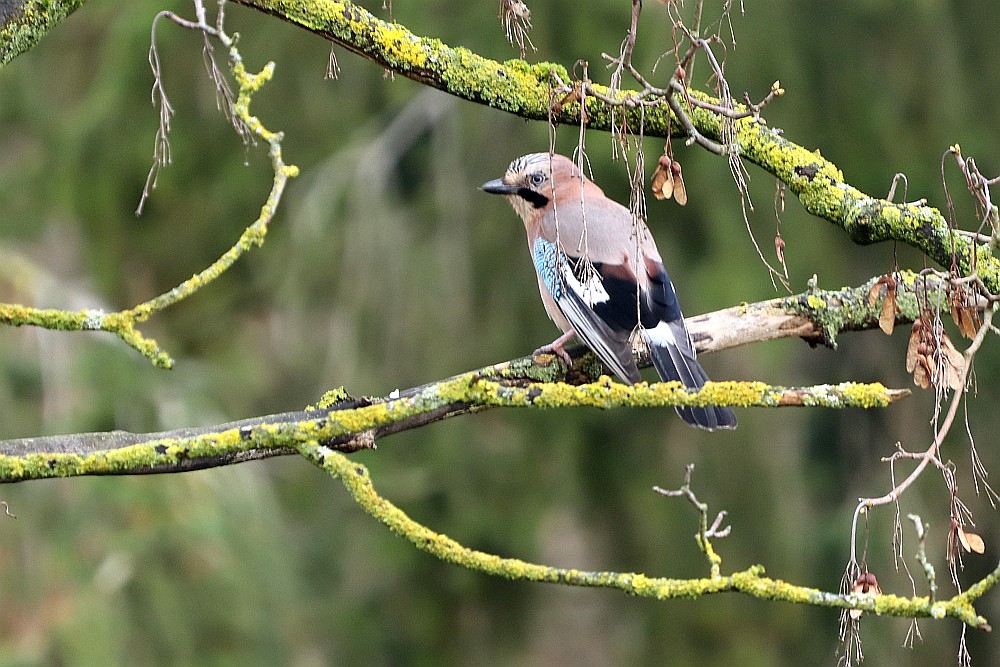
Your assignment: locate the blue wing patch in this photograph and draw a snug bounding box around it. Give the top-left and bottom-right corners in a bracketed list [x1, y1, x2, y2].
[532, 237, 564, 300]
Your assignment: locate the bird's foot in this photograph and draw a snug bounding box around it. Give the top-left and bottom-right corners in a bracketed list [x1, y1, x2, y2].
[533, 330, 576, 368]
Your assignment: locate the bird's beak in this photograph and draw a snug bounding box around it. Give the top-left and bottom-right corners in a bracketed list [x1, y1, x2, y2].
[479, 178, 520, 195]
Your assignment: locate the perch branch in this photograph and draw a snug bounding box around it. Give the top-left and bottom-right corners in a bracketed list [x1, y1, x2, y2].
[0, 275, 918, 482]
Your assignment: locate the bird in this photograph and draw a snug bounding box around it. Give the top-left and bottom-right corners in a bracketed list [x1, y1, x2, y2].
[480, 152, 736, 430]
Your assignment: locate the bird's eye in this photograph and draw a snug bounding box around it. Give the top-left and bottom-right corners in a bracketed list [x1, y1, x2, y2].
[528, 172, 546, 187]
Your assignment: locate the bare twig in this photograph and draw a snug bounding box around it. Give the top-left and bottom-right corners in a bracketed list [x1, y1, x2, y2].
[498, 0, 535, 58]
[849, 306, 995, 568]
[654, 464, 731, 578]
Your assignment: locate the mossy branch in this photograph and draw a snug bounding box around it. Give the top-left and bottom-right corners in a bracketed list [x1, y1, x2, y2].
[3, 0, 995, 650]
[6, 0, 990, 360]
[0, 11, 298, 369]
[0, 0, 85, 66]
[297, 438, 996, 631]
[0, 275, 913, 482]
[231, 0, 1000, 294]
[0, 376, 905, 483]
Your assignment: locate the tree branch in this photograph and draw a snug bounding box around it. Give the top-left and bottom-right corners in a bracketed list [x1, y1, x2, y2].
[0, 0, 85, 66]
[300, 438, 996, 631]
[0, 275, 916, 482]
[230, 0, 1000, 294]
[0, 5, 298, 368]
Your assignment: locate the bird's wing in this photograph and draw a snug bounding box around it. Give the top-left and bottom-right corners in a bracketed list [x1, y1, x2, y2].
[532, 237, 640, 382]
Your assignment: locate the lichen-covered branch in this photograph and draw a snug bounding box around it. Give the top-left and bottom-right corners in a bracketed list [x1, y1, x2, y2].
[679, 269, 946, 356]
[6, 1, 992, 360]
[0, 374, 905, 483]
[0, 0, 85, 66]
[0, 8, 298, 368]
[298, 438, 996, 630]
[0, 275, 914, 482]
[230, 0, 1000, 293]
[0, 303, 174, 367]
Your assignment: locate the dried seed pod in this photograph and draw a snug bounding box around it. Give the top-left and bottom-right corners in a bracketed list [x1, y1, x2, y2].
[949, 286, 980, 339]
[905, 318, 924, 374]
[958, 527, 986, 554]
[849, 572, 882, 620]
[669, 160, 687, 206]
[651, 154, 675, 201]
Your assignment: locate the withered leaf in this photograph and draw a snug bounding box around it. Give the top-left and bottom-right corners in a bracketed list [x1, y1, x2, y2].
[939, 332, 967, 391]
[867, 275, 898, 335]
[912, 356, 932, 390]
[879, 289, 897, 335]
[905, 315, 965, 390]
[849, 572, 882, 620]
[866, 281, 883, 308]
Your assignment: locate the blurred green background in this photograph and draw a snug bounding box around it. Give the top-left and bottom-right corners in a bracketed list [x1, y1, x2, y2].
[1, 1, 999, 664]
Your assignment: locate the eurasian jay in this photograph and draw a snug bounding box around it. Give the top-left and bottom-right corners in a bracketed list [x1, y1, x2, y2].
[480, 152, 737, 431]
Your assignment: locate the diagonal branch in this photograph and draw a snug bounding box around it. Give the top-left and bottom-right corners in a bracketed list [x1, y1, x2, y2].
[0, 0, 85, 66]
[230, 0, 1000, 294]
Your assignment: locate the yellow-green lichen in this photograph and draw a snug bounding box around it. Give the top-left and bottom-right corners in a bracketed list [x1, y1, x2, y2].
[323, 400, 395, 437]
[315, 387, 352, 409]
[1, 0, 86, 67]
[303, 441, 993, 624]
[833, 382, 892, 409]
[806, 294, 827, 310]
[0, 371, 907, 483]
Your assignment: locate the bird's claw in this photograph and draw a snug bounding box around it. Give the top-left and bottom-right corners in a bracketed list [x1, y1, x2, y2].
[533, 331, 576, 368]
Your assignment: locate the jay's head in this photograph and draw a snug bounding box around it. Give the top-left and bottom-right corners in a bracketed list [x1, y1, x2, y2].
[480, 153, 583, 221]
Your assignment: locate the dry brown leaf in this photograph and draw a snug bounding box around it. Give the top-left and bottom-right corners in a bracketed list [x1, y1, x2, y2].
[866, 281, 883, 308]
[939, 332, 967, 391]
[905, 315, 965, 390]
[956, 308, 978, 339]
[849, 572, 882, 619]
[912, 356, 932, 389]
[867, 275, 898, 335]
[879, 289, 897, 335]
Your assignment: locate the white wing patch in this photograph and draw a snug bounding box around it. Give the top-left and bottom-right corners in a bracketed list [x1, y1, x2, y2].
[554, 262, 639, 383]
[560, 262, 610, 306]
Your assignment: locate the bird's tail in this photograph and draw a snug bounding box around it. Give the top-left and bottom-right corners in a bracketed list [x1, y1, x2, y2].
[643, 322, 737, 431]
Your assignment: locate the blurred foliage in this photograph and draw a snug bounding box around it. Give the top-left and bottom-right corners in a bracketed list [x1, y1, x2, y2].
[1, 0, 1000, 664]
